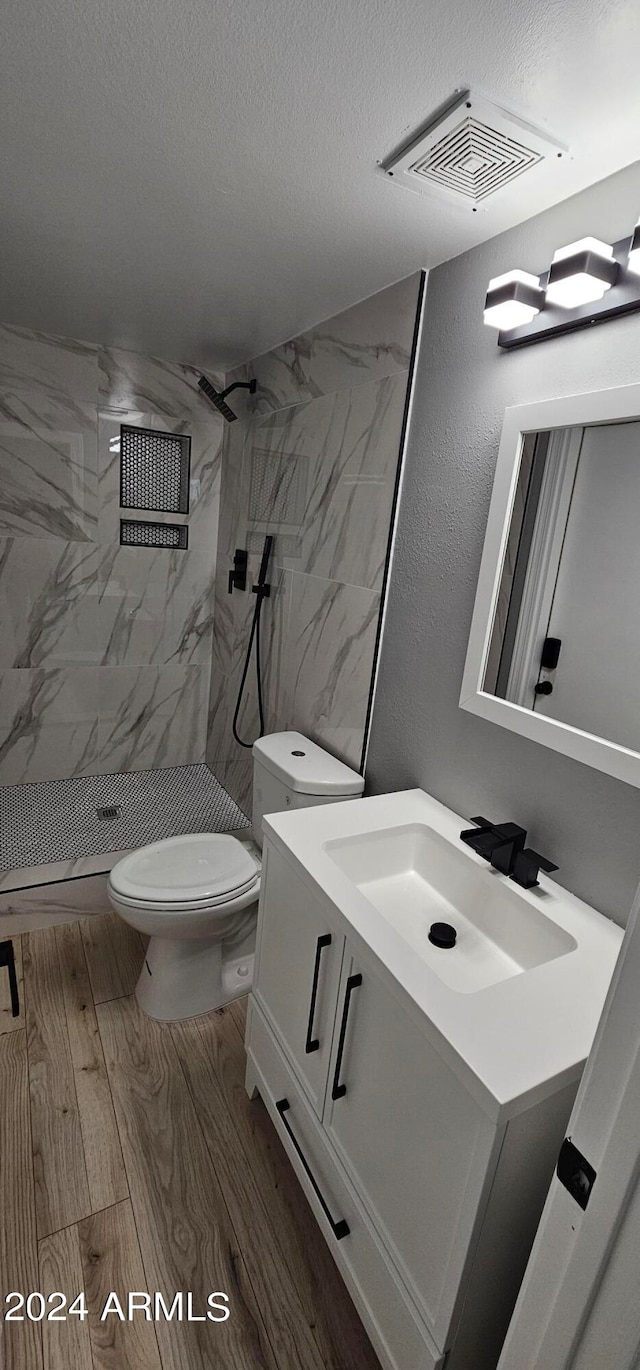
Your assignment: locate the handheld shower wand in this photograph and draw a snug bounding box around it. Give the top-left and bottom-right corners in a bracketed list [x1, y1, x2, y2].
[232, 535, 274, 748]
[198, 375, 257, 422]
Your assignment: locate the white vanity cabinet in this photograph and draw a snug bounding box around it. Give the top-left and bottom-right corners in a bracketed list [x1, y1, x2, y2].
[246, 836, 581, 1370]
[324, 947, 499, 1352]
[250, 842, 346, 1117]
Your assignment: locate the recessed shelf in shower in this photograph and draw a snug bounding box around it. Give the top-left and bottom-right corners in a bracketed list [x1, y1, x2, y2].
[120, 424, 191, 514]
[120, 519, 188, 549]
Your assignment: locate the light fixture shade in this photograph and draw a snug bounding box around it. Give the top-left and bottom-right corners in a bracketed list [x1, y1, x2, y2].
[628, 222, 640, 276]
[546, 237, 617, 308]
[483, 270, 544, 331]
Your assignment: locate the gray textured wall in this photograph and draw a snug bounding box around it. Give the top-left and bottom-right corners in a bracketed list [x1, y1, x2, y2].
[367, 162, 640, 926]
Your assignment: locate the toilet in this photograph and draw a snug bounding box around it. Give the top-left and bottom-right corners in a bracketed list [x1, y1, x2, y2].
[107, 732, 364, 1021]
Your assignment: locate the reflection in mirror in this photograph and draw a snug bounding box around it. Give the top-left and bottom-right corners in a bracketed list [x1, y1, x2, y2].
[484, 418, 640, 753]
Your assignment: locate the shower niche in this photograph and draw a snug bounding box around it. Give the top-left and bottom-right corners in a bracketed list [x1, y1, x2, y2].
[116, 424, 192, 550]
[119, 424, 191, 514]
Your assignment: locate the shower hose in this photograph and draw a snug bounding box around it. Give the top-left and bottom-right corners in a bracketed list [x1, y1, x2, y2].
[232, 534, 273, 748]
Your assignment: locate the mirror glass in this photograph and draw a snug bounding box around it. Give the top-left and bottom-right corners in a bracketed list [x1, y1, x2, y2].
[484, 417, 640, 754]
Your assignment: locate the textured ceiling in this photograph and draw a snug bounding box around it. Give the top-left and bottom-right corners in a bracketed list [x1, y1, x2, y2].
[2, 0, 640, 368]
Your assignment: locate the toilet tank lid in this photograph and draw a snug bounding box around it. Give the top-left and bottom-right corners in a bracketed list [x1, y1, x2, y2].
[253, 732, 364, 796]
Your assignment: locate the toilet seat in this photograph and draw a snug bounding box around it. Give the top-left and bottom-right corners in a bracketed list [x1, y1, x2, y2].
[108, 832, 259, 907]
[109, 879, 259, 914]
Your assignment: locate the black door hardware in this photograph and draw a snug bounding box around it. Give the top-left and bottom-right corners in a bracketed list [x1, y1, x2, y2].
[540, 637, 562, 670]
[276, 1099, 350, 1239]
[0, 940, 19, 1017]
[534, 680, 554, 696]
[331, 973, 362, 1101]
[305, 934, 332, 1054]
[511, 849, 559, 889]
[556, 1137, 596, 1211]
[228, 548, 248, 593]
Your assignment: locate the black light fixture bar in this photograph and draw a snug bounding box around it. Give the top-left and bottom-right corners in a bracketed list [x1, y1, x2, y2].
[485, 277, 544, 316]
[497, 236, 640, 350]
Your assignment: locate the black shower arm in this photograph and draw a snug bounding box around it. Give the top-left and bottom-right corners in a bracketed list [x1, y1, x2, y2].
[219, 380, 257, 401]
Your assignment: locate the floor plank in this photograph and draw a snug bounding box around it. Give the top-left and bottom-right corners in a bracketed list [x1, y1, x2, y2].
[39, 1224, 93, 1370]
[0, 1031, 42, 1370]
[80, 913, 145, 1005]
[204, 1007, 381, 1370]
[0, 933, 25, 1035]
[97, 993, 278, 1370]
[172, 1010, 327, 1370]
[24, 928, 91, 1238]
[1, 919, 381, 1370]
[226, 996, 246, 1039]
[78, 1200, 162, 1370]
[56, 923, 128, 1213]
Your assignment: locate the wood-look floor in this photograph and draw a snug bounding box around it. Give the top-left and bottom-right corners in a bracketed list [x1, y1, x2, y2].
[0, 913, 380, 1370]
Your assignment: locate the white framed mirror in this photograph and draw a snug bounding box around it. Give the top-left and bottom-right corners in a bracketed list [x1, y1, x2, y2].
[460, 381, 640, 788]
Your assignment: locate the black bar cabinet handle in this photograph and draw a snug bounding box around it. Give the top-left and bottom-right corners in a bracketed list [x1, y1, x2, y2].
[275, 1098, 350, 1240]
[331, 973, 362, 1101]
[8, 954, 18, 1018]
[0, 940, 19, 1018]
[305, 934, 332, 1054]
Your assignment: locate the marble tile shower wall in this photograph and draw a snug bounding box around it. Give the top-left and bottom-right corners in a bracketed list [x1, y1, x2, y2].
[0, 324, 225, 783]
[207, 273, 422, 812]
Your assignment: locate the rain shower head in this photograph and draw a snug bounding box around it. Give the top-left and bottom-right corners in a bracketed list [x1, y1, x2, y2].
[197, 375, 257, 422]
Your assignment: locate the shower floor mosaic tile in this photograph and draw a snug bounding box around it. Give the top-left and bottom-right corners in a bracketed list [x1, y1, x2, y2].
[0, 763, 249, 872]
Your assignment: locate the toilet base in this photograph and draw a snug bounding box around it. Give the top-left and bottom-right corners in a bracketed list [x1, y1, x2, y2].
[222, 949, 255, 1003]
[135, 929, 255, 1022]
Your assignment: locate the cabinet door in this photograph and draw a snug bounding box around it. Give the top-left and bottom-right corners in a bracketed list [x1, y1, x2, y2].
[247, 997, 446, 1370]
[252, 841, 345, 1117]
[324, 946, 499, 1352]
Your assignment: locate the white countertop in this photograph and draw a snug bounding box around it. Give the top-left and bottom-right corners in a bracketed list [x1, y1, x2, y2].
[263, 788, 623, 1122]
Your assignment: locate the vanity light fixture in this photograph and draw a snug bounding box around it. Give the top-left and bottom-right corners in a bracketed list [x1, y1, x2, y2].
[545, 237, 617, 308]
[483, 271, 544, 330]
[627, 219, 640, 275]
[485, 220, 640, 348]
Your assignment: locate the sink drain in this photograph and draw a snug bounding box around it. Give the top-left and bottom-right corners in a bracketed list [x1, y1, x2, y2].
[428, 922, 457, 949]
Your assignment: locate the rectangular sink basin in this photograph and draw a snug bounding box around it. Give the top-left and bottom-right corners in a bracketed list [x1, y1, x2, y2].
[323, 823, 576, 994]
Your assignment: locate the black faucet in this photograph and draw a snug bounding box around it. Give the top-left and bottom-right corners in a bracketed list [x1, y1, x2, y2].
[460, 816, 557, 886]
[460, 816, 526, 876]
[511, 849, 559, 889]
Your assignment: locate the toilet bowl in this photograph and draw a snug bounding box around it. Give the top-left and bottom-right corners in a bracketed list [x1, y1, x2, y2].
[107, 832, 261, 1021]
[108, 731, 364, 1022]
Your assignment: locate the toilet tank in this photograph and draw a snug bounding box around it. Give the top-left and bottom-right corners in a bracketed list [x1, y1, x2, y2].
[252, 732, 364, 843]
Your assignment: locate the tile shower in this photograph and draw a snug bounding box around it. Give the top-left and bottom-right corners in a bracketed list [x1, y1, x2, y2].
[0, 271, 422, 907]
[0, 328, 223, 783]
[0, 325, 243, 899]
[207, 272, 424, 813]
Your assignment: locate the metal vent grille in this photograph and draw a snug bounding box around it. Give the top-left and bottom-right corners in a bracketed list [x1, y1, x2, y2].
[120, 425, 191, 513]
[383, 93, 566, 209]
[410, 117, 541, 203]
[249, 448, 307, 524]
[120, 519, 188, 550]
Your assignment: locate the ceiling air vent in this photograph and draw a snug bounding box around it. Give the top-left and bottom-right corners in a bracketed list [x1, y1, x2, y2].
[382, 93, 567, 211]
